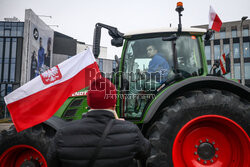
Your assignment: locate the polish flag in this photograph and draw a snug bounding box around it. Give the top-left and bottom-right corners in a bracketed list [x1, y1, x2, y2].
[209, 5, 222, 32]
[220, 53, 226, 74]
[4, 48, 100, 132]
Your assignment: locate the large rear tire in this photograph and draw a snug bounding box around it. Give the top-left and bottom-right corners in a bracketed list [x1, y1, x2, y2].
[146, 89, 250, 167]
[0, 124, 53, 167]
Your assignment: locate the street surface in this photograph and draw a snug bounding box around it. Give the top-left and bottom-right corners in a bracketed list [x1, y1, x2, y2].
[0, 123, 13, 131]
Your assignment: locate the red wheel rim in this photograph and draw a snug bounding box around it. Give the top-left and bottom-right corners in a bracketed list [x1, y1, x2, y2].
[173, 115, 250, 167]
[0, 145, 47, 167]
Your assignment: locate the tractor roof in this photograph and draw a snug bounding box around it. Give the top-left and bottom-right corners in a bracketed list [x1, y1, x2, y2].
[124, 27, 207, 38]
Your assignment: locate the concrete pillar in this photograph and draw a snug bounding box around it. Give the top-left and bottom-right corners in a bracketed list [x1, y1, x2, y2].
[240, 28, 245, 85]
[220, 39, 223, 55]
[211, 40, 214, 66]
[229, 38, 234, 79]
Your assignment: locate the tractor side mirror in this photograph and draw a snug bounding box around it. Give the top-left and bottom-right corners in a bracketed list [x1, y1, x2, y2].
[204, 30, 214, 41]
[93, 23, 124, 58]
[111, 37, 123, 47]
[93, 25, 102, 58]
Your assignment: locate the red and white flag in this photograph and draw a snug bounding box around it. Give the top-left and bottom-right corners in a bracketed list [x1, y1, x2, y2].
[4, 48, 100, 132]
[220, 53, 226, 74]
[209, 5, 222, 32]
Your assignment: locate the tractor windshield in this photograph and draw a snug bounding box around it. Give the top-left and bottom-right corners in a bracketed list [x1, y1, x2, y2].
[122, 34, 203, 118]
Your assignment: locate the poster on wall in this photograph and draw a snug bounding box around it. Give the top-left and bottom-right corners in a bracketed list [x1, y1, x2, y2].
[30, 24, 53, 79]
[22, 9, 54, 83]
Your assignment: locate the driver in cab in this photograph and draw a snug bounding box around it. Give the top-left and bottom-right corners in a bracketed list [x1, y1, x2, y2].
[126, 44, 170, 116]
[145, 45, 169, 83]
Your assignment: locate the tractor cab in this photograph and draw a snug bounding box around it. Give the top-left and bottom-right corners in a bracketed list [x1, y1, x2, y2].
[91, 1, 211, 120]
[120, 28, 207, 118]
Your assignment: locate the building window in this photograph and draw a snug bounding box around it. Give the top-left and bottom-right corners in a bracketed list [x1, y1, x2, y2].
[220, 31, 226, 39]
[3, 38, 10, 82]
[0, 37, 20, 100]
[233, 43, 240, 58]
[1, 84, 5, 97]
[243, 28, 249, 37]
[207, 64, 211, 73]
[234, 63, 240, 79]
[17, 23, 24, 37]
[224, 44, 230, 55]
[0, 38, 3, 81]
[211, 33, 214, 40]
[98, 59, 103, 72]
[112, 60, 116, 71]
[0, 22, 24, 37]
[10, 38, 17, 81]
[232, 29, 237, 38]
[11, 23, 17, 37]
[7, 84, 12, 95]
[205, 46, 211, 60]
[245, 63, 250, 79]
[243, 42, 249, 57]
[214, 45, 220, 60]
[4, 29, 11, 36]
[0, 23, 3, 36]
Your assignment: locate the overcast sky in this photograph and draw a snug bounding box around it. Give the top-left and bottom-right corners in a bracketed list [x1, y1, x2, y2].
[1, 0, 250, 59]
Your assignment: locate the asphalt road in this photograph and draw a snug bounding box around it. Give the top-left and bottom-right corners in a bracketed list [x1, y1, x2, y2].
[0, 123, 13, 131]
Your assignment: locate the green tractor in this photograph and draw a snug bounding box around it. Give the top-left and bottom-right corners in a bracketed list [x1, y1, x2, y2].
[1, 3, 250, 167]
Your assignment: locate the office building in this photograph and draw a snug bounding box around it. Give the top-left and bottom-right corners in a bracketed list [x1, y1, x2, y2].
[193, 19, 250, 87]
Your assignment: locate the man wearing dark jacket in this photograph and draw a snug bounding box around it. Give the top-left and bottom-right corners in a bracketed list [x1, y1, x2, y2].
[47, 77, 150, 167]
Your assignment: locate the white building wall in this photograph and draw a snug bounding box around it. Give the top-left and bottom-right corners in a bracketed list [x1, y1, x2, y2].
[76, 42, 107, 59]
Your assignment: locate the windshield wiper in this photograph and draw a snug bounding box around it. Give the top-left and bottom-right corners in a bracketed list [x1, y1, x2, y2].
[162, 33, 178, 41]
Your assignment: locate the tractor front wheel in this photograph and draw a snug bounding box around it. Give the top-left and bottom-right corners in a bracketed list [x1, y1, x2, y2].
[146, 89, 250, 167]
[0, 125, 52, 167]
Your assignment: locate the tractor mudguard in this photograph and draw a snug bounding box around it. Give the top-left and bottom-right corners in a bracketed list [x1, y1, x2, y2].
[144, 76, 250, 123]
[43, 116, 66, 131]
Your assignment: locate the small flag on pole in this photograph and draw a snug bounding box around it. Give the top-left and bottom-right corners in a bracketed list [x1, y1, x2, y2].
[220, 53, 230, 75]
[209, 5, 222, 32]
[220, 53, 226, 74]
[4, 48, 100, 132]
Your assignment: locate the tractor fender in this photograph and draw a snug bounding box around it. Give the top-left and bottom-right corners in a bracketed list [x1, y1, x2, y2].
[144, 76, 250, 123]
[43, 116, 66, 131]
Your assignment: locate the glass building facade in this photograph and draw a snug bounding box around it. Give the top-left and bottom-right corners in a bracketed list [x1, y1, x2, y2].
[194, 20, 250, 87]
[0, 22, 24, 119]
